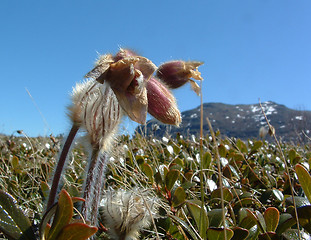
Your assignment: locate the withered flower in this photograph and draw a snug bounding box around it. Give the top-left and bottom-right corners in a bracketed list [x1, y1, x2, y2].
[85, 48, 183, 126]
[85, 49, 156, 125]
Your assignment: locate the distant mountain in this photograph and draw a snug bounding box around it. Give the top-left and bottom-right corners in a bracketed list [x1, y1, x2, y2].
[137, 101, 311, 142]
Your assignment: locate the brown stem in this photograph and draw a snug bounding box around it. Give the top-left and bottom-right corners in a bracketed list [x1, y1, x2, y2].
[46, 124, 79, 211]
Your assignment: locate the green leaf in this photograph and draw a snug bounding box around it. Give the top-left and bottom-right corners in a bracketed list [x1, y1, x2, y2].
[258, 232, 279, 240]
[136, 155, 145, 165]
[292, 205, 311, 234]
[142, 163, 154, 184]
[218, 144, 227, 158]
[39, 204, 58, 240]
[255, 210, 266, 233]
[271, 189, 284, 202]
[242, 209, 260, 230]
[40, 181, 50, 200]
[169, 214, 200, 240]
[186, 200, 208, 234]
[172, 158, 184, 168]
[65, 174, 75, 184]
[233, 198, 260, 212]
[285, 196, 310, 208]
[67, 185, 80, 198]
[172, 143, 181, 155]
[228, 165, 240, 179]
[236, 139, 247, 153]
[56, 223, 97, 240]
[202, 152, 212, 169]
[251, 141, 263, 153]
[288, 149, 297, 163]
[172, 187, 186, 208]
[206, 227, 234, 240]
[234, 153, 245, 163]
[154, 171, 163, 186]
[223, 165, 232, 179]
[180, 181, 196, 190]
[163, 165, 169, 179]
[211, 188, 233, 202]
[0, 190, 36, 240]
[276, 213, 296, 235]
[295, 164, 311, 203]
[208, 209, 225, 228]
[11, 155, 21, 172]
[247, 225, 260, 239]
[47, 190, 73, 240]
[165, 169, 180, 191]
[264, 207, 279, 232]
[231, 227, 249, 240]
[239, 215, 257, 230]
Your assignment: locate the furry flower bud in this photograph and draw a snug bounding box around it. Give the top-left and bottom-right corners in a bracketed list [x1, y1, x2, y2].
[69, 80, 122, 150]
[156, 60, 203, 89]
[147, 77, 181, 126]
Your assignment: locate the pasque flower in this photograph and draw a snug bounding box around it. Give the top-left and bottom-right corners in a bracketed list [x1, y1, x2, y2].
[85, 48, 182, 126]
[70, 49, 183, 226]
[85, 49, 157, 125]
[47, 48, 203, 232]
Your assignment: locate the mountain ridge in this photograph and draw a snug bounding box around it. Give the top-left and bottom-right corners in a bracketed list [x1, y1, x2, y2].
[137, 101, 311, 142]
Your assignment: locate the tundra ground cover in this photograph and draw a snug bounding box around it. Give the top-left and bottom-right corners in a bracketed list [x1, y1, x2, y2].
[1, 132, 311, 239]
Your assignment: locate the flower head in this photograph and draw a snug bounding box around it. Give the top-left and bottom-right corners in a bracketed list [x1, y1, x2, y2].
[84, 49, 184, 126]
[68, 49, 185, 149]
[156, 60, 203, 95]
[85, 49, 156, 124]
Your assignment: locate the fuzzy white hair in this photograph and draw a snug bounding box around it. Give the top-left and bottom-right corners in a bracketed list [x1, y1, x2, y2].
[70, 79, 123, 151]
[99, 188, 160, 240]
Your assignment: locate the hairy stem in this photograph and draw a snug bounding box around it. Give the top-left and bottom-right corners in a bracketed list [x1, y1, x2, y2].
[46, 124, 79, 211]
[81, 149, 107, 225]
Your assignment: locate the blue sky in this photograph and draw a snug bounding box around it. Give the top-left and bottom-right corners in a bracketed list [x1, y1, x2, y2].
[1, 1, 311, 136]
